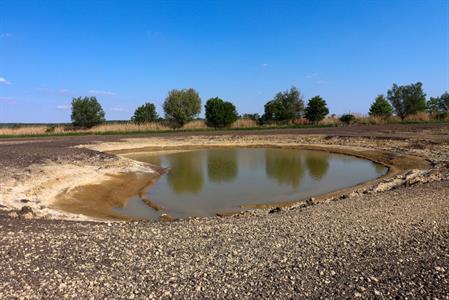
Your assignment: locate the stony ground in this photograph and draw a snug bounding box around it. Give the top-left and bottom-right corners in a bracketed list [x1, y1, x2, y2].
[1, 124, 449, 299]
[1, 180, 448, 299]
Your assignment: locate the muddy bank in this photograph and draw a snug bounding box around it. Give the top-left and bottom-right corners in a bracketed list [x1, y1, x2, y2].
[0, 125, 448, 221]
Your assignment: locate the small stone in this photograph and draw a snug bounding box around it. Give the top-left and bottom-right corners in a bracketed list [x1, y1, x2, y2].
[354, 292, 362, 297]
[435, 266, 445, 272]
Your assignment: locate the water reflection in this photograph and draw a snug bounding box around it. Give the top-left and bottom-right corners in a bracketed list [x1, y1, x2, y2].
[305, 151, 330, 179]
[265, 149, 304, 188]
[166, 151, 204, 194]
[120, 148, 388, 220]
[207, 149, 238, 182]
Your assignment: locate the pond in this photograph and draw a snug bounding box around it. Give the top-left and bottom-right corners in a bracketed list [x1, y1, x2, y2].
[116, 148, 387, 220]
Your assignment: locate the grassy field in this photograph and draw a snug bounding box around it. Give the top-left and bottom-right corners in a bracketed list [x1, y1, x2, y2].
[1, 114, 448, 139]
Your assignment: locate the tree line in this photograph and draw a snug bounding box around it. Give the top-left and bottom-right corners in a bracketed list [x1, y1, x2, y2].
[70, 82, 449, 128]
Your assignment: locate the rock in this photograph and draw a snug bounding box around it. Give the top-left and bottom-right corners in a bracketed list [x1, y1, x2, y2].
[269, 207, 282, 214]
[19, 206, 33, 215]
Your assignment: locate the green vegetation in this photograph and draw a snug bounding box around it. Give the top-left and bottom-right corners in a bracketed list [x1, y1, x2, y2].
[204, 97, 238, 128]
[262, 86, 304, 123]
[369, 95, 393, 117]
[131, 102, 158, 124]
[339, 114, 356, 125]
[71, 97, 105, 128]
[163, 88, 201, 127]
[2, 83, 448, 139]
[304, 96, 329, 124]
[387, 82, 426, 120]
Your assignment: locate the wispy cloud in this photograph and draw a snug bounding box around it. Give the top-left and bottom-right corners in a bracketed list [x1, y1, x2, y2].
[0, 77, 11, 85]
[88, 90, 116, 96]
[0, 33, 12, 38]
[56, 104, 71, 110]
[37, 87, 70, 95]
[0, 97, 16, 104]
[315, 79, 329, 85]
[261, 63, 269, 68]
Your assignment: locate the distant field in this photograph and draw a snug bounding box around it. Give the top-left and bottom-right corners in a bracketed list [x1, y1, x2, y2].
[1, 115, 448, 138]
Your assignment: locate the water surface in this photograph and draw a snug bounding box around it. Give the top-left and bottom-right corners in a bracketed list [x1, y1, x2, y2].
[116, 148, 387, 220]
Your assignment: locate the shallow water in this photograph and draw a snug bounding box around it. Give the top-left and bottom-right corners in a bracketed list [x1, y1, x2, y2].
[116, 148, 387, 220]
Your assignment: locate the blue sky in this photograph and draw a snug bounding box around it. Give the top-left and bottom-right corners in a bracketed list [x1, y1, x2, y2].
[0, 0, 448, 123]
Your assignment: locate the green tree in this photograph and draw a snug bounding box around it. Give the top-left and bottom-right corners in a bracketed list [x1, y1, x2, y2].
[440, 92, 449, 112]
[304, 96, 329, 124]
[387, 82, 427, 120]
[369, 95, 393, 117]
[131, 102, 158, 124]
[426, 97, 442, 114]
[262, 86, 304, 122]
[71, 96, 105, 128]
[205, 97, 238, 128]
[163, 88, 201, 127]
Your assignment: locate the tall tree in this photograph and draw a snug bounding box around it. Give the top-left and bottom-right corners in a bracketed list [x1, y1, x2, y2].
[387, 82, 427, 120]
[205, 97, 238, 128]
[163, 88, 201, 127]
[262, 86, 304, 122]
[71, 96, 105, 128]
[369, 95, 393, 117]
[440, 92, 449, 112]
[131, 102, 158, 124]
[304, 96, 329, 124]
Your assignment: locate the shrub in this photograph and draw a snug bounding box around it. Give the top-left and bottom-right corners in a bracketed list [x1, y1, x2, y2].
[131, 102, 158, 124]
[71, 97, 105, 128]
[205, 97, 238, 128]
[369, 95, 393, 117]
[339, 114, 356, 125]
[304, 96, 329, 124]
[440, 92, 449, 112]
[262, 86, 304, 122]
[163, 89, 201, 127]
[387, 82, 427, 120]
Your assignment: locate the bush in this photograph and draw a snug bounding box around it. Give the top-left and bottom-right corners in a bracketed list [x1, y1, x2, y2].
[304, 96, 329, 124]
[163, 89, 201, 127]
[387, 82, 426, 120]
[369, 95, 393, 117]
[339, 114, 355, 125]
[131, 102, 158, 124]
[262, 86, 304, 122]
[205, 97, 238, 128]
[71, 97, 105, 128]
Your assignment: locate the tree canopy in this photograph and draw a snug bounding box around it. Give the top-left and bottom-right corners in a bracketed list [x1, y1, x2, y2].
[262, 86, 304, 122]
[387, 82, 426, 120]
[369, 95, 393, 117]
[131, 102, 158, 124]
[205, 97, 238, 128]
[163, 88, 201, 127]
[71, 96, 105, 128]
[304, 96, 329, 124]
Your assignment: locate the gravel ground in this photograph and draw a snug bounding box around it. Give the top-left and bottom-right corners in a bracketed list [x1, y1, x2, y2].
[1, 124, 449, 299]
[1, 180, 448, 299]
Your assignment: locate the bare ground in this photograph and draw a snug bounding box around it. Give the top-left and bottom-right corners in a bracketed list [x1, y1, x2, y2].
[0, 123, 449, 299]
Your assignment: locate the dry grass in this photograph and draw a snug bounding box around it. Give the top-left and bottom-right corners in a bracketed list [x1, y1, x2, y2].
[181, 120, 207, 129]
[231, 118, 257, 128]
[1, 113, 447, 136]
[86, 122, 171, 133]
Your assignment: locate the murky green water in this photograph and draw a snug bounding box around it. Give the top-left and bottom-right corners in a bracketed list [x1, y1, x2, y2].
[116, 148, 387, 220]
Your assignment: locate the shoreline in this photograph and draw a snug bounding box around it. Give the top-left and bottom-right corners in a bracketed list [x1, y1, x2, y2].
[0, 132, 444, 221]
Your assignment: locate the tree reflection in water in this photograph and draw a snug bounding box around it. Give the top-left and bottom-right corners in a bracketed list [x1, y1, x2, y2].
[305, 151, 330, 179]
[265, 149, 304, 188]
[166, 151, 204, 194]
[207, 149, 238, 183]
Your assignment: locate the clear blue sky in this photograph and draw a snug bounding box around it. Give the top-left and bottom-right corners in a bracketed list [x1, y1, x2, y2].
[0, 0, 448, 123]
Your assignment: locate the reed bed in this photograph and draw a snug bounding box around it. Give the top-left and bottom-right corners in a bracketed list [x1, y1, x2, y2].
[1, 114, 447, 137]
